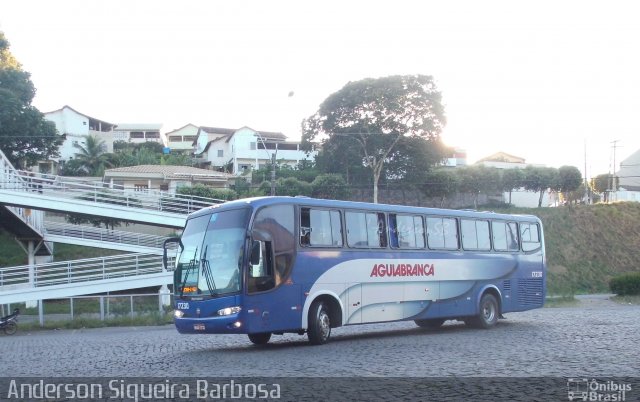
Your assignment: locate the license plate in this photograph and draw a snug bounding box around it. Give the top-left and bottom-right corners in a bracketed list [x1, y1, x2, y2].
[193, 323, 205, 331]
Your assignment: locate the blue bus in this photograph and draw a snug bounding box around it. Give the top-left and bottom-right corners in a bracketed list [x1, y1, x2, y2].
[163, 196, 545, 345]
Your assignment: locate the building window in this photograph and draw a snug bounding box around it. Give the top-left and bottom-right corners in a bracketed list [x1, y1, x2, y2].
[169, 136, 181, 142]
[160, 184, 169, 191]
[130, 132, 144, 139]
[134, 184, 149, 192]
[217, 150, 224, 157]
[145, 132, 159, 139]
[183, 136, 197, 142]
[278, 143, 298, 151]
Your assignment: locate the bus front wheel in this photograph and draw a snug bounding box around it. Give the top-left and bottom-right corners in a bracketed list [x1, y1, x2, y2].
[466, 293, 499, 329]
[307, 301, 331, 345]
[248, 332, 271, 345]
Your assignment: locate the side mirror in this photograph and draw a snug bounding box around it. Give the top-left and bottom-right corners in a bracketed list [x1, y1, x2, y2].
[250, 241, 261, 266]
[163, 238, 182, 269]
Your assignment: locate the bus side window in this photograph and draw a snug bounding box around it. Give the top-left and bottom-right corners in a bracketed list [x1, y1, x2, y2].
[521, 223, 541, 252]
[248, 240, 275, 293]
[427, 217, 458, 250]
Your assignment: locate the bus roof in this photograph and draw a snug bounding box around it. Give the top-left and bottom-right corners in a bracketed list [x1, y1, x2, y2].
[188, 196, 542, 223]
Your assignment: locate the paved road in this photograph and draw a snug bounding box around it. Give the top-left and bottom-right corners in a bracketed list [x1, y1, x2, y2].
[0, 300, 640, 377]
[2, 299, 638, 378]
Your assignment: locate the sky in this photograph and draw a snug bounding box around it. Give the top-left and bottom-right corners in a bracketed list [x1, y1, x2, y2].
[2, 0, 640, 179]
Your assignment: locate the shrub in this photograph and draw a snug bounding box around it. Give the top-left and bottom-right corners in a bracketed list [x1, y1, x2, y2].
[609, 272, 640, 296]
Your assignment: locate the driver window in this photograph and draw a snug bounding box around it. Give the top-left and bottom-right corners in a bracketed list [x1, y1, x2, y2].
[248, 240, 275, 293]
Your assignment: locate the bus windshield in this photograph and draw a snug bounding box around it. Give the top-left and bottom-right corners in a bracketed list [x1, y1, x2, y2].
[175, 208, 250, 299]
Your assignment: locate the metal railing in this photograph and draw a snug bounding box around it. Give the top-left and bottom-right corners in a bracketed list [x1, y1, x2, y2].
[1, 169, 224, 214]
[1, 292, 175, 326]
[44, 221, 169, 249]
[0, 149, 45, 233]
[0, 253, 174, 288]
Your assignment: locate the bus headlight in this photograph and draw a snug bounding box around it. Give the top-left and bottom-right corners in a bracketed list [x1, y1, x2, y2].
[217, 306, 241, 316]
[174, 310, 184, 318]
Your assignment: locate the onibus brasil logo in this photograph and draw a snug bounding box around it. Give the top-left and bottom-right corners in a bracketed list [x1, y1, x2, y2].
[567, 378, 632, 401]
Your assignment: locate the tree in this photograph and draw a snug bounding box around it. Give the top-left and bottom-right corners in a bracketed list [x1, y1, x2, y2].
[311, 174, 350, 200]
[73, 135, 112, 176]
[456, 166, 501, 209]
[0, 32, 62, 168]
[592, 173, 617, 203]
[523, 166, 558, 207]
[501, 168, 526, 205]
[302, 75, 447, 203]
[554, 165, 583, 202]
[421, 169, 459, 207]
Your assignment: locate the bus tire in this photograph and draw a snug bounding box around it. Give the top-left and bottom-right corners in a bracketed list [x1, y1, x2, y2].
[4, 321, 17, 335]
[414, 318, 445, 329]
[307, 300, 331, 345]
[467, 293, 499, 329]
[248, 332, 271, 345]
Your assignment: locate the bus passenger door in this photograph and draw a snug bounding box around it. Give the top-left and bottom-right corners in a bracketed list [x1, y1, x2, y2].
[344, 284, 362, 324]
[245, 239, 301, 332]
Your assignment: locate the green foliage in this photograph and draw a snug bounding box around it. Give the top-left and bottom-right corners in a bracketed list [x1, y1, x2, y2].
[275, 177, 313, 197]
[0, 32, 62, 168]
[176, 184, 237, 201]
[501, 168, 525, 204]
[456, 166, 502, 208]
[311, 174, 350, 200]
[555, 165, 582, 193]
[69, 134, 112, 176]
[303, 75, 447, 202]
[610, 272, 640, 296]
[421, 168, 460, 207]
[523, 166, 558, 207]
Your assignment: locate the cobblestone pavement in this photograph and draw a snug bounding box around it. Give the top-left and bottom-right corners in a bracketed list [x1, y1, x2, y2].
[2, 299, 638, 379]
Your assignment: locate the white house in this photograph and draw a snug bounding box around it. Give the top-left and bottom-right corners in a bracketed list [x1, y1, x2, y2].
[103, 165, 235, 193]
[43, 105, 116, 173]
[613, 149, 640, 202]
[475, 151, 553, 208]
[113, 123, 164, 145]
[164, 123, 199, 154]
[193, 126, 316, 175]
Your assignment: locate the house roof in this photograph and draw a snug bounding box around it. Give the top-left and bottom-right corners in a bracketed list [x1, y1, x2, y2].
[476, 152, 526, 164]
[44, 105, 115, 128]
[165, 123, 199, 135]
[198, 126, 287, 142]
[104, 165, 234, 180]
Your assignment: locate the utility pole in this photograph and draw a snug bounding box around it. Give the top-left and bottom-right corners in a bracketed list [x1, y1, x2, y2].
[270, 153, 276, 196]
[610, 140, 620, 202]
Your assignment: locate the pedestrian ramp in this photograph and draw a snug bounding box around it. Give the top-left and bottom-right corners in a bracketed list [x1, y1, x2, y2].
[43, 221, 170, 254]
[0, 253, 176, 304]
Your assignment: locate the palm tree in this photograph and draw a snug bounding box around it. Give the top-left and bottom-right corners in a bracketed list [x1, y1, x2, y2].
[73, 135, 112, 176]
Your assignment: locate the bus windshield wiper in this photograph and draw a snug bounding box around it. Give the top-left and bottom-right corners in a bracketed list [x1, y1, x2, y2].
[180, 247, 198, 298]
[201, 246, 217, 297]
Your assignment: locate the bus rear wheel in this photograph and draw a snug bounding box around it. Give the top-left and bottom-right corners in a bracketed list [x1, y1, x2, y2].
[414, 318, 445, 329]
[248, 332, 272, 345]
[466, 293, 499, 329]
[307, 301, 331, 345]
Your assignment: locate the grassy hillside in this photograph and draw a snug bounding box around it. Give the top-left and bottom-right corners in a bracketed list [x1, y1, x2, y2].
[2, 203, 639, 294]
[0, 228, 124, 267]
[498, 203, 640, 295]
